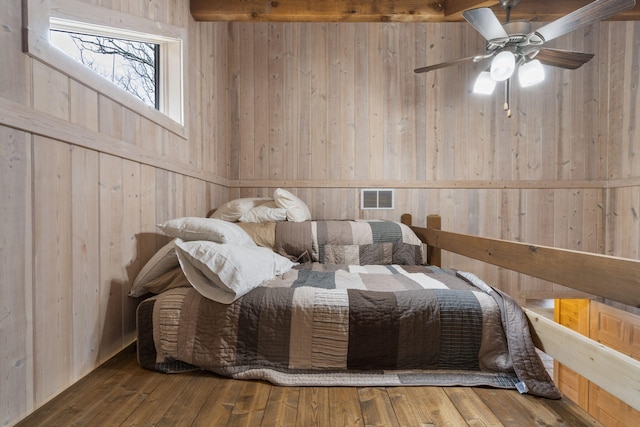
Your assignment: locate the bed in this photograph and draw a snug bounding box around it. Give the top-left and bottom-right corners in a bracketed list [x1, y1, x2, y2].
[130, 206, 561, 400]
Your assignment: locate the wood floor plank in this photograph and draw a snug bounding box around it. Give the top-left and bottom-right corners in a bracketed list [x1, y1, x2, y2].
[474, 388, 567, 426]
[29, 353, 145, 427]
[295, 387, 330, 427]
[357, 387, 401, 427]
[13, 348, 135, 426]
[151, 372, 221, 427]
[16, 348, 603, 427]
[190, 378, 246, 426]
[401, 386, 469, 427]
[443, 387, 503, 427]
[260, 386, 301, 427]
[327, 387, 364, 427]
[227, 381, 272, 426]
[386, 386, 435, 427]
[84, 362, 172, 426]
[102, 370, 188, 426]
[538, 395, 603, 427]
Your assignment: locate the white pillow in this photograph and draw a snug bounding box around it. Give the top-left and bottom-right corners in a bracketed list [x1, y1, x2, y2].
[238, 202, 288, 223]
[210, 197, 272, 222]
[158, 217, 256, 246]
[273, 188, 311, 222]
[174, 239, 297, 303]
[129, 239, 179, 297]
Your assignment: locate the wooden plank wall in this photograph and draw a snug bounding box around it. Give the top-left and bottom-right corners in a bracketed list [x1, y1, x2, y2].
[2, 1, 639, 425]
[0, 0, 229, 425]
[225, 21, 609, 184]
[223, 20, 639, 298]
[605, 22, 640, 262]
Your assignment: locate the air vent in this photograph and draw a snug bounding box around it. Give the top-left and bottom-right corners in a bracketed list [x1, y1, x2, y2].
[361, 189, 394, 210]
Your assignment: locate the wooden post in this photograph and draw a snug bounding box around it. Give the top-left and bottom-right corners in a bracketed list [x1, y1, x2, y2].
[427, 214, 441, 267]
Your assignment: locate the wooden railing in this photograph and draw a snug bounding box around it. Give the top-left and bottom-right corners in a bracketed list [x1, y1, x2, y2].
[401, 213, 640, 412]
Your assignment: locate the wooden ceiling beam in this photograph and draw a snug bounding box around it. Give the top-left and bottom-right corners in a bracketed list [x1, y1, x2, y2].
[491, 0, 640, 23]
[190, 1, 446, 23]
[190, 0, 640, 22]
[443, 1, 499, 20]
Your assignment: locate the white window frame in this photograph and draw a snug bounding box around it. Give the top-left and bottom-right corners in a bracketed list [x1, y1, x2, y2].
[23, 0, 187, 136]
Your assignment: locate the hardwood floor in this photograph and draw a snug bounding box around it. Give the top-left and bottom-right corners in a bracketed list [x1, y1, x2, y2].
[16, 345, 602, 427]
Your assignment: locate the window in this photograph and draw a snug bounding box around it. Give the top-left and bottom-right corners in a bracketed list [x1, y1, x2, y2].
[50, 28, 160, 110]
[23, 0, 186, 132]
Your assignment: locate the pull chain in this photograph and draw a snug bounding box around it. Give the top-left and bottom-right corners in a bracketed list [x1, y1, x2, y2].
[504, 79, 512, 118]
[504, 6, 512, 119]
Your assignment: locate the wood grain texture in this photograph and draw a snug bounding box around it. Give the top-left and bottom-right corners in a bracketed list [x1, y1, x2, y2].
[0, 127, 33, 427]
[70, 146, 100, 380]
[221, 19, 639, 301]
[554, 299, 591, 408]
[2, 1, 229, 424]
[552, 299, 640, 424]
[0, 96, 226, 186]
[32, 60, 70, 121]
[190, 0, 640, 22]
[607, 186, 640, 260]
[4, 0, 640, 425]
[425, 226, 640, 307]
[224, 20, 631, 185]
[33, 136, 73, 405]
[527, 304, 640, 413]
[98, 153, 126, 363]
[190, 0, 444, 22]
[15, 347, 603, 427]
[261, 386, 301, 427]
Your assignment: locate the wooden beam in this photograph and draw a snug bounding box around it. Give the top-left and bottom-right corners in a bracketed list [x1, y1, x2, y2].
[0, 96, 227, 187]
[231, 179, 607, 189]
[525, 309, 640, 412]
[443, 0, 498, 20]
[190, 0, 445, 22]
[190, 0, 640, 22]
[490, 0, 640, 23]
[424, 228, 640, 308]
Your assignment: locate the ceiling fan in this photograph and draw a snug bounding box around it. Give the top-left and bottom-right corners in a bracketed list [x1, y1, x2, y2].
[414, 0, 636, 117]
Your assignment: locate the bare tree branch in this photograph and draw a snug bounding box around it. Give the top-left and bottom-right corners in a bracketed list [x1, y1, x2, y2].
[65, 33, 157, 107]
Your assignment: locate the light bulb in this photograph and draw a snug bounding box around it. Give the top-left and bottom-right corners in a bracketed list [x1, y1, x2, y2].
[490, 51, 516, 81]
[518, 59, 545, 88]
[473, 71, 496, 95]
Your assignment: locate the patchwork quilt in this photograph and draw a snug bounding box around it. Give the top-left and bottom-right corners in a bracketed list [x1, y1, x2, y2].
[274, 220, 425, 264]
[136, 263, 560, 399]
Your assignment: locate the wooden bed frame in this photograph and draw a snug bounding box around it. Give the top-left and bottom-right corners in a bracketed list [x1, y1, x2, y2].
[401, 214, 640, 413]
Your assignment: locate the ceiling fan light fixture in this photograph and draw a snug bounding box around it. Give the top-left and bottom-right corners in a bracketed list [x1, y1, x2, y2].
[473, 71, 497, 95]
[518, 59, 545, 87]
[490, 51, 516, 81]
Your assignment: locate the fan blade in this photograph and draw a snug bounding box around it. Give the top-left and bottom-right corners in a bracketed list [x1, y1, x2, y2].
[414, 56, 479, 74]
[535, 48, 595, 69]
[534, 0, 636, 43]
[462, 8, 508, 41]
